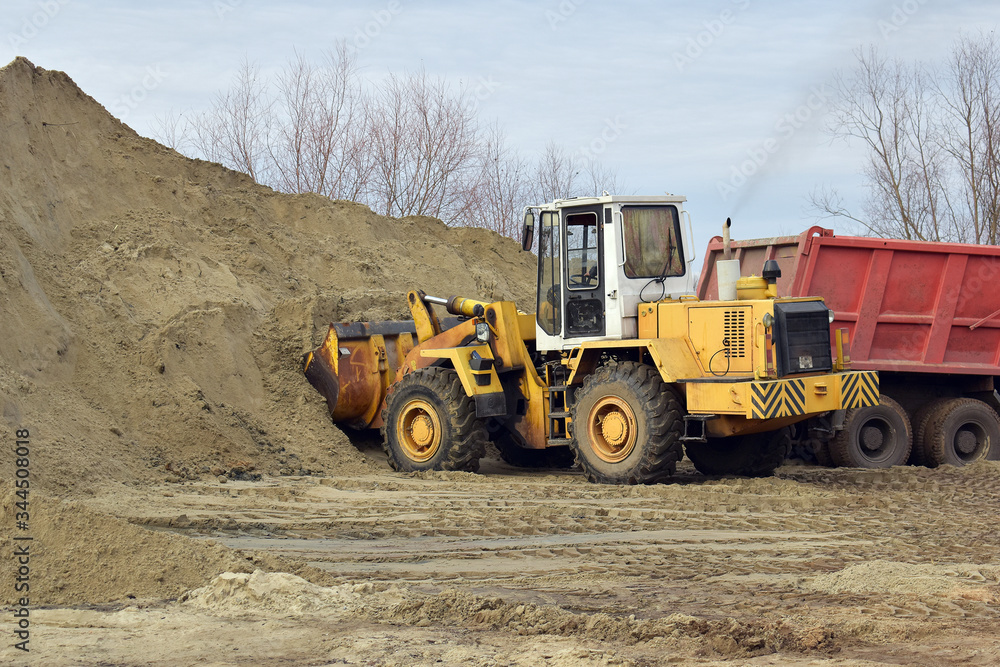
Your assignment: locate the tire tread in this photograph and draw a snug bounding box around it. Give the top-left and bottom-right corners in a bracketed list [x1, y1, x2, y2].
[925, 397, 999, 468]
[829, 394, 912, 468]
[381, 367, 487, 473]
[570, 361, 683, 485]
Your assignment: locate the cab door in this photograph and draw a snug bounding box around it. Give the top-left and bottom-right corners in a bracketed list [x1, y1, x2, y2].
[562, 206, 605, 339]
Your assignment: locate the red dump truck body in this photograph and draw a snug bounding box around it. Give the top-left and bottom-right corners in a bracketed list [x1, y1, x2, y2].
[698, 226, 1000, 469]
[698, 226, 1000, 376]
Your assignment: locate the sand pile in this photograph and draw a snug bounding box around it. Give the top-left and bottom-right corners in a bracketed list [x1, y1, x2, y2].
[182, 569, 364, 615]
[0, 486, 255, 605]
[801, 560, 1000, 600]
[0, 57, 536, 495]
[183, 570, 837, 657]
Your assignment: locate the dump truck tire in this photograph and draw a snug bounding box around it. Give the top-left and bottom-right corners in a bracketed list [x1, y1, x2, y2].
[570, 361, 683, 484]
[381, 367, 487, 473]
[923, 398, 1000, 467]
[811, 439, 834, 467]
[910, 398, 951, 466]
[829, 395, 912, 468]
[488, 422, 575, 469]
[686, 428, 792, 477]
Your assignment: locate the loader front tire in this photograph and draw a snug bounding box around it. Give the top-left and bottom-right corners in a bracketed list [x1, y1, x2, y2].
[570, 361, 683, 484]
[382, 367, 487, 473]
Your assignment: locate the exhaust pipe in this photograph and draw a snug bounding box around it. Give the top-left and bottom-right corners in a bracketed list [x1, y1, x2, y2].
[717, 218, 741, 301]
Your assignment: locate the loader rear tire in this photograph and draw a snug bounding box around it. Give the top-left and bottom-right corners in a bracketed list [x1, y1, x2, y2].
[489, 423, 575, 469]
[381, 367, 487, 473]
[829, 395, 912, 468]
[686, 427, 792, 478]
[923, 398, 999, 467]
[570, 361, 683, 484]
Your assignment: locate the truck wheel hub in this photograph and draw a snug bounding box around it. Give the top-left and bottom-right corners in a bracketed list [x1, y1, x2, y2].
[956, 429, 978, 454]
[860, 425, 884, 451]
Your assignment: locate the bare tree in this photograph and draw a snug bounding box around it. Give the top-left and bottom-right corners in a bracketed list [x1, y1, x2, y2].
[940, 33, 1000, 244]
[311, 45, 373, 202]
[814, 35, 1000, 245]
[464, 122, 531, 236]
[269, 44, 370, 200]
[270, 51, 313, 194]
[152, 109, 190, 151]
[815, 46, 946, 241]
[533, 141, 579, 203]
[580, 158, 625, 198]
[366, 70, 479, 222]
[173, 52, 627, 241]
[531, 141, 624, 204]
[190, 57, 273, 184]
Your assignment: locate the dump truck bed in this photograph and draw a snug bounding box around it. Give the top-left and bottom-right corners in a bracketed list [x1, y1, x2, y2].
[698, 226, 1000, 376]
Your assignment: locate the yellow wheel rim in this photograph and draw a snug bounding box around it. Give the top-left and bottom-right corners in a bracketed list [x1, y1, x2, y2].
[587, 396, 638, 463]
[396, 399, 442, 462]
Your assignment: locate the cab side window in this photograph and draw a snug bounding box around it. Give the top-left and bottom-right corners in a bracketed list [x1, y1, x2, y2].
[565, 212, 599, 289]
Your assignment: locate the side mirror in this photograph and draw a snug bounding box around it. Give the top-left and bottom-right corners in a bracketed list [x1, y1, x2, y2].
[521, 210, 535, 251]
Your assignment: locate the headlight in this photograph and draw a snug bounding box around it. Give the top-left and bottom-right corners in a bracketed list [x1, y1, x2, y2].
[829, 309, 836, 324]
[762, 312, 774, 328]
[476, 322, 490, 342]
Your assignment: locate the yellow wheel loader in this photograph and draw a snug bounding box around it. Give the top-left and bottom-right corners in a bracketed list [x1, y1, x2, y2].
[303, 195, 878, 483]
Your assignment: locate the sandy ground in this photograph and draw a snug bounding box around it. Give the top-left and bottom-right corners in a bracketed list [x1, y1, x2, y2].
[7, 453, 1000, 666]
[3, 57, 1000, 667]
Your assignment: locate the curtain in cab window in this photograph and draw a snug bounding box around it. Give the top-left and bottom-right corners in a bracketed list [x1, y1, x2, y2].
[622, 206, 684, 279]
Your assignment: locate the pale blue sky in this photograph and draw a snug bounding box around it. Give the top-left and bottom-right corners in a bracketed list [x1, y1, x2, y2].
[4, 0, 1000, 253]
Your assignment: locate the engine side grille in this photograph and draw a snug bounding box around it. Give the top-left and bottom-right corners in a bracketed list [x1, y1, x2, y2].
[723, 310, 746, 358]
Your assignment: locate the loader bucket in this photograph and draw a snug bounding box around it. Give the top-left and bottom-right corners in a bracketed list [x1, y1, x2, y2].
[303, 321, 421, 430]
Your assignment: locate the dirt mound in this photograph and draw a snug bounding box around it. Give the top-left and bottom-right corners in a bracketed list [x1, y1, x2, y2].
[182, 570, 358, 615]
[801, 560, 1000, 600]
[183, 569, 835, 657]
[0, 57, 536, 495]
[0, 485, 253, 605]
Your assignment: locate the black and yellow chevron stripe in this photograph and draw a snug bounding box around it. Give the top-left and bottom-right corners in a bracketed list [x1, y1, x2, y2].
[842, 370, 879, 409]
[750, 379, 807, 419]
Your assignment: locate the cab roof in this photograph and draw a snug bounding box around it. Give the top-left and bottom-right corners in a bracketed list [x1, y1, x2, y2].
[533, 194, 688, 209]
